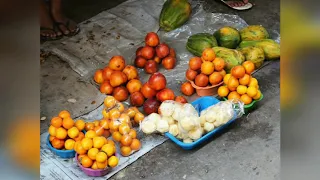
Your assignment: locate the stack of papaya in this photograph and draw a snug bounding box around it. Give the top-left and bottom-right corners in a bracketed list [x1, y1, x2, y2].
[186, 25, 280, 72]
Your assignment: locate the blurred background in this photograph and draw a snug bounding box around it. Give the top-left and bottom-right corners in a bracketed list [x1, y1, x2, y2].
[0, 0, 319, 179]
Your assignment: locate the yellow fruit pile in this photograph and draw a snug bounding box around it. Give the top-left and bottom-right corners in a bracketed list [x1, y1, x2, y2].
[218, 61, 262, 105]
[48, 110, 85, 150]
[75, 130, 119, 169]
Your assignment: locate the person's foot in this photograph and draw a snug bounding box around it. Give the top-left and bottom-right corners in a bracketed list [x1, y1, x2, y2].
[50, 0, 79, 36]
[40, 1, 62, 40]
[225, 0, 249, 7]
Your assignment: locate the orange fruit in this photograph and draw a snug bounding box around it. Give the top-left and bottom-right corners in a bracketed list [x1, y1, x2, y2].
[85, 130, 97, 139]
[51, 138, 64, 149]
[84, 122, 95, 131]
[68, 127, 80, 139]
[109, 120, 120, 131]
[130, 139, 141, 151]
[91, 161, 99, 170]
[94, 126, 105, 136]
[242, 61, 255, 75]
[100, 119, 109, 129]
[104, 96, 116, 108]
[112, 131, 122, 142]
[93, 120, 100, 127]
[101, 136, 108, 144]
[227, 76, 239, 91]
[108, 156, 119, 168]
[81, 137, 93, 150]
[125, 108, 136, 118]
[88, 148, 99, 160]
[217, 86, 229, 97]
[120, 146, 132, 157]
[218, 69, 226, 77]
[107, 139, 116, 146]
[80, 155, 93, 168]
[51, 116, 63, 128]
[48, 125, 57, 137]
[223, 74, 231, 84]
[240, 94, 253, 105]
[56, 127, 67, 139]
[231, 65, 245, 78]
[75, 119, 85, 131]
[62, 117, 74, 129]
[134, 112, 144, 124]
[247, 86, 258, 97]
[118, 113, 130, 124]
[103, 130, 111, 138]
[64, 139, 76, 150]
[49, 135, 55, 142]
[201, 48, 216, 61]
[213, 57, 225, 71]
[119, 123, 131, 135]
[101, 144, 115, 157]
[59, 110, 70, 119]
[120, 134, 133, 146]
[248, 77, 258, 87]
[116, 103, 125, 113]
[209, 72, 223, 85]
[236, 85, 247, 95]
[253, 90, 262, 100]
[109, 109, 121, 121]
[75, 141, 87, 155]
[96, 151, 108, 163]
[93, 136, 105, 149]
[128, 129, 137, 139]
[78, 154, 86, 162]
[201, 61, 215, 75]
[239, 74, 251, 86]
[73, 132, 85, 142]
[96, 161, 108, 169]
[228, 91, 241, 101]
[102, 108, 109, 119]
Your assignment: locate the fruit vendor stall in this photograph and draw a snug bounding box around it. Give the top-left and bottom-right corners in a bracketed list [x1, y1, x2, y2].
[40, 0, 280, 179]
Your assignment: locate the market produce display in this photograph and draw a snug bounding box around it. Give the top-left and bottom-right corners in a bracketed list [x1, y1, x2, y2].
[48, 110, 85, 151]
[238, 47, 265, 69]
[186, 33, 218, 57]
[239, 39, 280, 60]
[134, 32, 177, 73]
[214, 26, 241, 49]
[159, 0, 192, 32]
[217, 61, 262, 105]
[212, 47, 245, 72]
[240, 25, 270, 41]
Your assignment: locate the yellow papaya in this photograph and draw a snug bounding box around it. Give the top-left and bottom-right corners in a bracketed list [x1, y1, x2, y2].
[239, 39, 280, 60]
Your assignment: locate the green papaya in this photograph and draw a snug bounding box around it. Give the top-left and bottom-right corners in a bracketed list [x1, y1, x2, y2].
[238, 47, 265, 69]
[159, 0, 192, 32]
[240, 25, 269, 41]
[212, 47, 245, 72]
[214, 26, 241, 49]
[239, 39, 280, 60]
[186, 33, 218, 56]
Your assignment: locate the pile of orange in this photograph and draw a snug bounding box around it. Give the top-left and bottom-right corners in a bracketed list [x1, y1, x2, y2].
[183, 48, 226, 96]
[75, 130, 119, 169]
[48, 110, 86, 150]
[93, 55, 143, 103]
[217, 61, 262, 105]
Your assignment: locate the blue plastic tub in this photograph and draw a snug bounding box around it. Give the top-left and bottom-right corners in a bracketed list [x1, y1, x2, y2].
[164, 96, 238, 150]
[46, 134, 76, 158]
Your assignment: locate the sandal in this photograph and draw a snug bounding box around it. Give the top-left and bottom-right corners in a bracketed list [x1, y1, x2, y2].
[221, 0, 253, 10]
[55, 20, 80, 37]
[40, 26, 63, 41]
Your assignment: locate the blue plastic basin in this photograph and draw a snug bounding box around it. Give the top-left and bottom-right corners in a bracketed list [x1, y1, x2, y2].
[164, 96, 238, 150]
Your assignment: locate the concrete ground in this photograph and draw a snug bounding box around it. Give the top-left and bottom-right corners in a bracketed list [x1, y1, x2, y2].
[42, 0, 280, 179]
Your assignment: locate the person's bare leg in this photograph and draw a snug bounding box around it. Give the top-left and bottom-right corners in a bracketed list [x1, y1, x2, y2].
[50, 0, 78, 35]
[40, 0, 61, 38]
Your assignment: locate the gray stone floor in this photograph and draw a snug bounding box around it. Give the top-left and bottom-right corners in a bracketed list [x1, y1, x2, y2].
[41, 0, 280, 179]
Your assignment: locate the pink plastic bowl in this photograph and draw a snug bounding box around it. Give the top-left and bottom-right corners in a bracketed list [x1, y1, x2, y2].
[76, 153, 112, 177]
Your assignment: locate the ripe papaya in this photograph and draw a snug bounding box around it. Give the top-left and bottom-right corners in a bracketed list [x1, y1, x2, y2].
[240, 25, 269, 41]
[186, 33, 218, 56]
[159, 0, 192, 32]
[214, 26, 241, 49]
[239, 39, 280, 60]
[212, 47, 245, 72]
[238, 47, 265, 69]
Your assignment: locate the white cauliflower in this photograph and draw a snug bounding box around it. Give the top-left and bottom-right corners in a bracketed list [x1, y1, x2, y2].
[158, 101, 175, 117]
[188, 127, 203, 140]
[156, 119, 169, 133]
[168, 124, 179, 136]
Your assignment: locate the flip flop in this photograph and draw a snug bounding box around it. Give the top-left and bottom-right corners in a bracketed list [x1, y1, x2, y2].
[55, 20, 80, 37]
[221, 0, 253, 10]
[40, 26, 63, 41]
